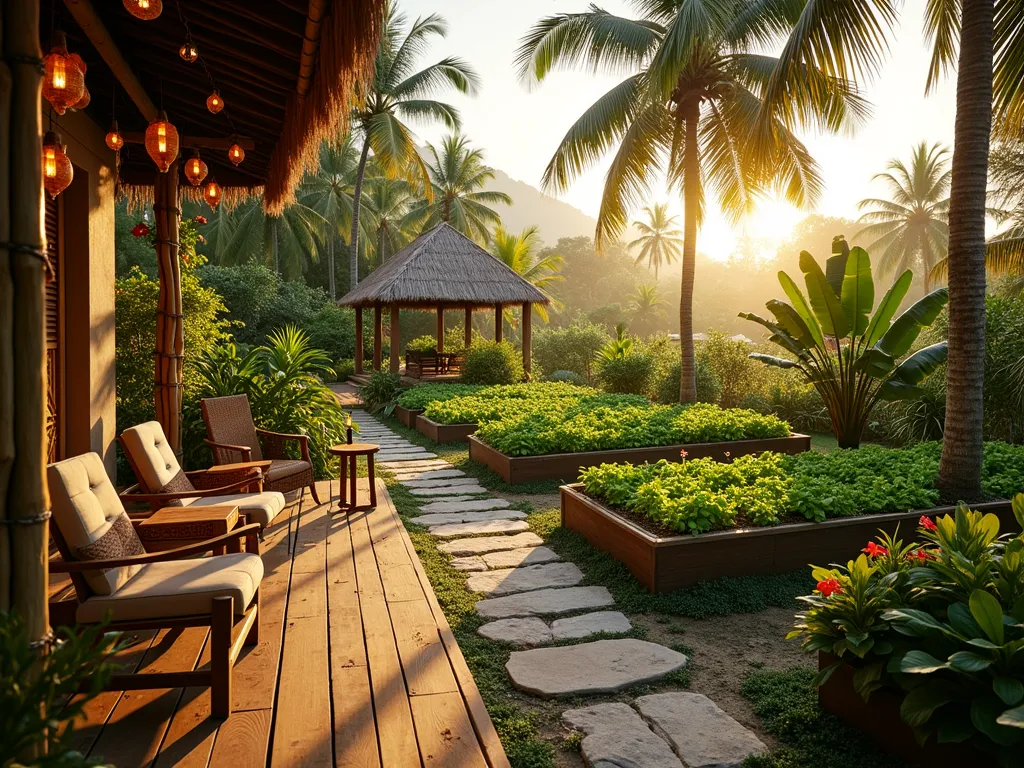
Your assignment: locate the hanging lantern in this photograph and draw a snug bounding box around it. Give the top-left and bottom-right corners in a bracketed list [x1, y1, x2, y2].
[42, 33, 85, 115]
[105, 120, 124, 151]
[178, 41, 199, 62]
[184, 151, 208, 186]
[227, 142, 245, 166]
[123, 0, 162, 20]
[72, 84, 91, 110]
[206, 90, 224, 114]
[204, 179, 223, 209]
[145, 111, 179, 172]
[42, 131, 74, 199]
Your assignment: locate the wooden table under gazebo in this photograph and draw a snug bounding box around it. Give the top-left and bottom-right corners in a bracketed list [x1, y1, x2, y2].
[338, 222, 549, 378]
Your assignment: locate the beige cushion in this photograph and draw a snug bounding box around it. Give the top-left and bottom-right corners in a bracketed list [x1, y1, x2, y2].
[121, 421, 182, 492]
[76, 552, 263, 623]
[180, 491, 286, 528]
[48, 454, 142, 595]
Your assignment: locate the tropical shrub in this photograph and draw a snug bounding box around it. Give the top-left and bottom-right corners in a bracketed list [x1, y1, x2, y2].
[334, 358, 356, 382]
[549, 370, 587, 386]
[655, 359, 722, 405]
[406, 335, 440, 353]
[463, 341, 524, 385]
[396, 383, 484, 411]
[742, 378, 832, 436]
[788, 500, 1024, 766]
[533, 322, 608, 383]
[304, 304, 366, 363]
[742, 237, 948, 448]
[697, 331, 762, 408]
[360, 370, 403, 415]
[596, 350, 658, 396]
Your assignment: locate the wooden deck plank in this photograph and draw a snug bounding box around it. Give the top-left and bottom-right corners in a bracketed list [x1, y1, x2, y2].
[327, 513, 368, 670]
[208, 709, 273, 768]
[271, 615, 333, 767]
[388, 600, 459, 697]
[332, 664, 382, 768]
[409, 692, 489, 768]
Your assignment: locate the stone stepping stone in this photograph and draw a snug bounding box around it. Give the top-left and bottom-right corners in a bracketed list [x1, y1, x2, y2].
[429, 520, 530, 538]
[451, 556, 487, 572]
[477, 617, 552, 647]
[393, 469, 466, 482]
[377, 451, 438, 462]
[481, 546, 560, 569]
[408, 484, 488, 497]
[438, 532, 544, 556]
[418, 498, 511, 514]
[414, 509, 527, 527]
[475, 586, 613, 619]
[380, 459, 451, 470]
[466, 562, 584, 596]
[506, 639, 688, 699]
[562, 704, 683, 768]
[636, 693, 767, 768]
[551, 611, 631, 640]
[401, 477, 478, 489]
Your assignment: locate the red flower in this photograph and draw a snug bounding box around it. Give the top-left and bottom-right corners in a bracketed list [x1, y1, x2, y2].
[862, 541, 889, 558]
[908, 549, 934, 564]
[816, 578, 843, 597]
[131, 223, 149, 238]
[679, 449, 689, 459]
[919, 515, 937, 531]
[194, 215, 207, 225]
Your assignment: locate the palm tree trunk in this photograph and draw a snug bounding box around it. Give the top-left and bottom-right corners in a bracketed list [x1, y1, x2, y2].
[350, 135, 371, 290]
[272, 221, 280, 276]
[328, 233, 336, 301]
[378, 226, 385, 265]
[937, 0, 993, 500]
[678, 102, 699, 404]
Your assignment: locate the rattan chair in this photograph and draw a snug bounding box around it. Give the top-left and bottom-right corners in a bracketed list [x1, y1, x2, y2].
[201, 394, 321, 506]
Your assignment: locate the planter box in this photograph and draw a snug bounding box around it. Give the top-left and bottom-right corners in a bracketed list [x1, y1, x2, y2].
[393, 405, 423, 429]
[560, 484, 1017, 592]
[468, 433, 811, 485]
[818, 653, 991, 767]
[416, 415, 477, 444]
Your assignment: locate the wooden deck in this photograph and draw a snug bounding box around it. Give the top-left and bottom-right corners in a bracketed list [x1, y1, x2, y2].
[50, 480, 510, 768]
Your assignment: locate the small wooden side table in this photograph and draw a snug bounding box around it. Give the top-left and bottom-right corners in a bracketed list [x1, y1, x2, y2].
[137, 505, 243, 553]
[206, 460, 272, 492]
[329, 443, 379, 513]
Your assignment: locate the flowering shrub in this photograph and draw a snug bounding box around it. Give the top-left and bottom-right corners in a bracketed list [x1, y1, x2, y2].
[789, 498, 1024, 765]
[131, 215, 206, 264]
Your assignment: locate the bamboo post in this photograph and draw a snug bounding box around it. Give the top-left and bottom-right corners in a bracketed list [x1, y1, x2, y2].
[522, 302, 532, 378]
[1, 0, 50, 657]
[354, 308, 363, 374]
[373, 305, 382, 371]
[389, 305, 400, 374]
[494, 303, 503, 344]
[153, 161, 183, 455]
[436, 306, 444, 353]
[464, 306, 472, 349]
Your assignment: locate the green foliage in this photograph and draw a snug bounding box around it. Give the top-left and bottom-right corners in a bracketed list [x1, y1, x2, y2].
[655, 359, 722, 405]
[406, 335, 440, 353]
[360, 370, 403, 415]
[303, 304, 366, 363]
[533, 322, 608, 383]
[547, 370, 587, 386]
[397, 383, 484, 411]
[743, 238, 948, 448]
[596, 349, 658, 396]
[697, 331, 762, 408]
[789, 500, 1024, 765]
[741, 377, 832, 436]
[424, 382, 601, 426]
[1, 613, 122, 766]
[334, 358, 356, 381]
[463, 341, 525, 385]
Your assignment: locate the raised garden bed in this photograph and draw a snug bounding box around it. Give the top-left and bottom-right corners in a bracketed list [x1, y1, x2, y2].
[818, 653, 990, 767]
[393, 404, 423, 428]
[415, 414, 477, 444]
[468, 432, 811, 485]
[559, 483, 1017, 592]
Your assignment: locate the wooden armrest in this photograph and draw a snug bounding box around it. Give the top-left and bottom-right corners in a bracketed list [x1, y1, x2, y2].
[204, 438, 252, 462]
[50, 524, 262, 572]
[256, 429, 307, 443]
[119, 475, 259, 505]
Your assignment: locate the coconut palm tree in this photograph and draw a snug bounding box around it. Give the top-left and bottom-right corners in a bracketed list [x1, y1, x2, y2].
[490, 225, 564, 321]
[362, 173, 417, 267]
[517, 2, 868, 404]
[348, 7, 480, 289]
[856, 142, 950, 291]
[628, 203, 682, 278]
[407, 134, 512, 243]
[629, 284, 667, 335]
[214, 197, 326, 281]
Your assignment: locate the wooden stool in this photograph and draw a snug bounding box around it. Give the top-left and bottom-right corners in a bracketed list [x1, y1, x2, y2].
[330, 443, 379, 513]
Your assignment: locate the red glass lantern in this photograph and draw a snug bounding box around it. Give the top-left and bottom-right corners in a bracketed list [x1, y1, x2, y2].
[105, 120, 124, 152]
[179, 41, 199, 62]
[42, 131, 73, 199]
[42, 33, 85, 115]
[145, 111, 179, 172]
[227, 142, 245, 167]
[123, 0, 162, 20]
[206, 90, 224, 114]
[72, 84, 91, 110]
[184, 151, 208, 186]
[204, 179, 223, 209]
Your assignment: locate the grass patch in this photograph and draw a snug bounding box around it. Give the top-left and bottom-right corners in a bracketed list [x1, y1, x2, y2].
[741, 667, 906, 768]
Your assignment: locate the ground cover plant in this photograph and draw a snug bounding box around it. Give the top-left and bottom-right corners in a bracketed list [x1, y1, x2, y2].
[789, 499, 1024, 766]
[477, 401, 790, 457]
[422, 381, 607, 425]
[579, 442, 1024, 535]
[395, 382, 484, 411]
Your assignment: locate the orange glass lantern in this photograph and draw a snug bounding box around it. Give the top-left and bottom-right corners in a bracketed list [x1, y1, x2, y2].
[105, 121, 124, 151]
[203, 179, 223, 209]
[123, 0, 162, 20]
[179, 41, 199, 62]
[72, 84, 91, 110]
[42, 131, 74, 199]
[145, 111, 179, 172]
[42, 33, 85, 115]
[206, 90, 224, 114]
[227, 142, 245, 166]
[184, 151, 208, 186]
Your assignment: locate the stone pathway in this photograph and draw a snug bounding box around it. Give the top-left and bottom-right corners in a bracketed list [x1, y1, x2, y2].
[352, 407, 766, 766]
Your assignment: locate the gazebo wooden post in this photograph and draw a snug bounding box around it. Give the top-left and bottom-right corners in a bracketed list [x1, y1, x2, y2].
[153, 161, 183, 456]
[1, 0, 49, 656]
[464, 306, 472, 349]
[389, 305, 401, 374]
[354, 308, 363, 374]
[494, 303, 503, 344]
[522, 302, 532, 378]
[373, 305, 382, 371]
[436, 306, 444, 353]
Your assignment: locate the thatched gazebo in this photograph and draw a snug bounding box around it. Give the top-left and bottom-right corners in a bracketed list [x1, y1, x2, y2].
[339, 222, 548, 377]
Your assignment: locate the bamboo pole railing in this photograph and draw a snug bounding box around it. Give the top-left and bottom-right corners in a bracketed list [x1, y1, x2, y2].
[153, 163, 184, 456]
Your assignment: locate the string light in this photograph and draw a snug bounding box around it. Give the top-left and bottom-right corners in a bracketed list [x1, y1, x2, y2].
[178, 41, 198, 62]
[123, 0, 162, 20]
[42, 33, 85, 115]
[105, 120, 124, 151]
[227, 142, 245, 166]
[42, 131, 73, 198]
[184, 151, 208, 186]
[145, 111, 179, 172]
[206, 90, 224, 114]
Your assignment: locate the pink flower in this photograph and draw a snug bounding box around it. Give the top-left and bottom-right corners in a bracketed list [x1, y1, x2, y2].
[679, 449, 689, 459]
[862, 541, 888, 558]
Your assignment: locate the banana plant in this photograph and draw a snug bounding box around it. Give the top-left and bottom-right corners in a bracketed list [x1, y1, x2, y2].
[741, 236, 949, 448]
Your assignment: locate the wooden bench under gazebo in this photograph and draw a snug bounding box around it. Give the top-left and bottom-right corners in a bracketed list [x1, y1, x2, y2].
[339, 222, 548, 379]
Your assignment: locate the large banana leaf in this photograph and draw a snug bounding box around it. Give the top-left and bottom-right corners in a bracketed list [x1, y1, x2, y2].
[875, 287, 949, 358]
[863, 270, 913, 348]
[825, 236, 849, 298]
[878, 380, 929, 401]
[764, 300, 815, 348]
[748, 353, 800, 369]
[854, 347, 895, 378]
[890, 341, 948, 386]
[778, 271, 824, 347]
[800, 250, 850, 339]
[841, 247, 874, 336]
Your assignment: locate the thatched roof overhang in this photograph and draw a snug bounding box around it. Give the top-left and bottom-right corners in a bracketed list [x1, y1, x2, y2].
[339, 223, 549, 310]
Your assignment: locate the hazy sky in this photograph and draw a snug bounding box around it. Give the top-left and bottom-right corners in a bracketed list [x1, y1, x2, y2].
[400, 0, 958, 257]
